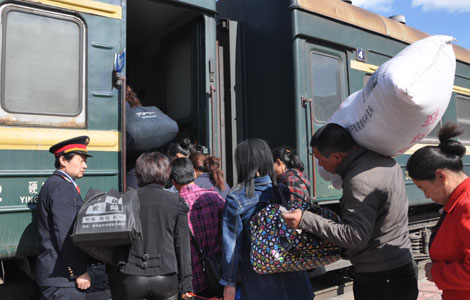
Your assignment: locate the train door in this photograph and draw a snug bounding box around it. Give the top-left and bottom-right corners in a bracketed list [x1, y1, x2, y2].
[216, 19, 243, 186]
[125, 0, 219, 172]
[296, 40, 348, 201]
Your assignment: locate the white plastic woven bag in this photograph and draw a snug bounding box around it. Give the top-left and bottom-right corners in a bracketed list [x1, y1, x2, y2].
[329, 35, 455, 157]
[320, 35, 456, 188]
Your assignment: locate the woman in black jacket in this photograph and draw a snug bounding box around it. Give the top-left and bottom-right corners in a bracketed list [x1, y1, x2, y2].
[118, 152, 193, 300]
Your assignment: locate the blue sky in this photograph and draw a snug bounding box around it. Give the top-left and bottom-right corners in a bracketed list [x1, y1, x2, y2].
[352, 0, 470, 49]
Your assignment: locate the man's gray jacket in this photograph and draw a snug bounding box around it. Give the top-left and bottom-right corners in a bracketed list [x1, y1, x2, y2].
[300, 147, 413, 273]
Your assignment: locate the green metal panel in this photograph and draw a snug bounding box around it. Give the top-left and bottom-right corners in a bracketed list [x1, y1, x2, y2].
[82, 13, 121, 131]
[290, 7, 470, 205]
[0, 150, 119, 258]
[0, 0, 123, 259]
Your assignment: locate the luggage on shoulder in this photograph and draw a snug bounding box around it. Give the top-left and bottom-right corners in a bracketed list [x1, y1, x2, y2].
[329, 35, 455, 157]
[320, 35, 456, 189]
[72, 188, 142, 248]
[126, 106, 178, 153]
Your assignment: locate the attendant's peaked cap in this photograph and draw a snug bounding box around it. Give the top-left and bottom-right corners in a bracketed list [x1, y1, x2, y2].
[49, 136, 92, 157]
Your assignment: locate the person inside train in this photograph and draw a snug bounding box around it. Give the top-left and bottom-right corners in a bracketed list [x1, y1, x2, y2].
[170, 157, 225, 298]
[189, 152, 230, 199]
[220, 138, 313, 300]
[167, 137, 202, 161]
[116, 152, 193, 300]
[406, 122, 470, 300]
[36, 136, 92, 300]
[272, 146, 310, 208]
[125, 85, 143, 190]
[281, 123, 418, 300]
[165, 138, 202, 193]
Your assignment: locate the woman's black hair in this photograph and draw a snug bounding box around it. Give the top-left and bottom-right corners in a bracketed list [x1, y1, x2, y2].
[135, 152, 170, 186]
[272, 146, 304, 172]
[54, 152, 76, 169]
[235, 139, 275, 198]
[406, 122, 466, 180]
[167, 138, 192, 160]
[167, 138, 203, 161]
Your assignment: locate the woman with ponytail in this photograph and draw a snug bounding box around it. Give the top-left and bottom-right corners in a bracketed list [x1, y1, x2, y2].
[190, 152, 230, 199]
[272, 146, 310, 208]
[406, 122, 470, 300]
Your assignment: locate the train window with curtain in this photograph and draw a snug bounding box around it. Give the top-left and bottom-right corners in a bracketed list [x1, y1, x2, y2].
[310, 52, 343, 122]
[0, 4, 86, 127]
[456, 95, 470, 141]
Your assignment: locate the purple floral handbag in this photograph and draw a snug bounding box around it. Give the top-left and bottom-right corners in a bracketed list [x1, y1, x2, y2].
[250, 187, 341, 274]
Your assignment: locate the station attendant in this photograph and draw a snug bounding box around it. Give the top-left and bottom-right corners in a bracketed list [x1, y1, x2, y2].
[407, 122, 470, 299]
[36, 136, 92, 300]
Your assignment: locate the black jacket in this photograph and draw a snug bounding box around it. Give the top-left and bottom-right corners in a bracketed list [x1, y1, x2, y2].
[36, 170, 89, 287]
[118, 183, 193, 293]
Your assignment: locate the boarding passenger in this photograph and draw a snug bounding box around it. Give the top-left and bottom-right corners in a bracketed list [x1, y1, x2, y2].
[167, 137, 201, 161]
[36, 136, 92, 300]
[171, 158, 225, 297]
[282, 123, 418, 300]
[406, 122, 470, 300]
[117, 152, 193, 300]
[125, 85, 143, 190]
[220, 139, 313, 300]
[166, 138, 201, 193]
[190, 152, 230, 199]
[272, 146, 310, 208]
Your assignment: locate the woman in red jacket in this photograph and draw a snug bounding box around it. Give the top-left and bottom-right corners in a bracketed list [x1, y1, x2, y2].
[407, 122, 470, 300]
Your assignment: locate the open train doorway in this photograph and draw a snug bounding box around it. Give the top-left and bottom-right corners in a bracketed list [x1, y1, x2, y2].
[126, 0, 211, 154]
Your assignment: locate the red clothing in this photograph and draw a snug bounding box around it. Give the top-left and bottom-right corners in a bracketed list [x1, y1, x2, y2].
[278, 168, 310, 209]
[430, 177, 470, 299]
[179, 184, 225, 293]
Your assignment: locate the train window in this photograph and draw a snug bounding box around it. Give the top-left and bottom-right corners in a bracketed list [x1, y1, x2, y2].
[310, 52, 342, 122]
[0, 4, 86, 127]
[456, 95, 470, 141]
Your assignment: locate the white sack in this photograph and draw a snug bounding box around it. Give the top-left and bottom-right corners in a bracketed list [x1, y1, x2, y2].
[320, 35, 456, 188]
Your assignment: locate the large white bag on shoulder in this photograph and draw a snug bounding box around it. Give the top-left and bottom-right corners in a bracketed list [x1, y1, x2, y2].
[320, 35, 456, 189]
[329, 35, 455, 157]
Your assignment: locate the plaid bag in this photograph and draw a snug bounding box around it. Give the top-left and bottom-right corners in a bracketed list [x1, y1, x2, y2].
[250, 186, 341, 274]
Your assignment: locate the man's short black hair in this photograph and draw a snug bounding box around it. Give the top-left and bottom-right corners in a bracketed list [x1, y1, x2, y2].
[170, 158, 195, 185]
[310, 123, 357, 156]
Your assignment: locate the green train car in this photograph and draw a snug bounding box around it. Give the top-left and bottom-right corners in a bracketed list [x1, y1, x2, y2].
[217, 0, 470, 262]
[0, 0, 220, 297]
[0, 0, 469, 297]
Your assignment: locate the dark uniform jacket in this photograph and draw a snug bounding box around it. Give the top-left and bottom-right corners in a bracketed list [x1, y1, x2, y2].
[36, 170, 89, 287]
[118, 183, 193, 294]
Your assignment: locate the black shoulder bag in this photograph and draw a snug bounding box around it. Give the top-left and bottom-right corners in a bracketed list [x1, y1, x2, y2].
[189, 231, 223, 296]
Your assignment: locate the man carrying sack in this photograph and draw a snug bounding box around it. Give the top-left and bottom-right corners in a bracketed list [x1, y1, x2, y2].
[282, 124, 419, 300]
[36, 136, 92, 300]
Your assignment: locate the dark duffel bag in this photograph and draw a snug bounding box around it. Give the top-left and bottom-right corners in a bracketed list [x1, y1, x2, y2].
[72, 188, 142, 248]
[126, 106, 178, 153]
